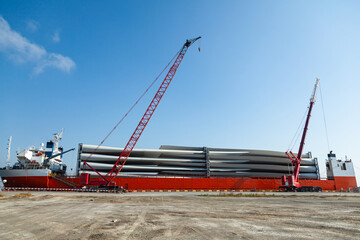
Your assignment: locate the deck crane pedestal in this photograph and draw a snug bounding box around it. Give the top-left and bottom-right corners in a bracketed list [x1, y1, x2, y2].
[80, 37, 201, 190]
[280, 78, 322, 192]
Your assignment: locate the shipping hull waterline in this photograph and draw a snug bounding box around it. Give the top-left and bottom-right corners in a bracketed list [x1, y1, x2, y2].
[1, 175, 357, 191]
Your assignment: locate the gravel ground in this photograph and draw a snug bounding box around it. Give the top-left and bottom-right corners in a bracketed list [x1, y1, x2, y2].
[0, 191, 359, 240]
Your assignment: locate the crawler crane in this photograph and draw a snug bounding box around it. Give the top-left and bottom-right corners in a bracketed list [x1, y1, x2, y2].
[80, 37, 201, 189]
[280, 78, 322, 192]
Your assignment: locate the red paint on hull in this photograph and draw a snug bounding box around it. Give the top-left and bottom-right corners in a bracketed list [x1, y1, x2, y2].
[332, 177, 358, 191]
[2, 175, 357, 191]
[3, 176, 50, 188]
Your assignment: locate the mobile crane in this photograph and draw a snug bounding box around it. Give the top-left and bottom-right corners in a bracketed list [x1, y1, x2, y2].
[280, 78, 322, 192]
[80, 37, 201, 189]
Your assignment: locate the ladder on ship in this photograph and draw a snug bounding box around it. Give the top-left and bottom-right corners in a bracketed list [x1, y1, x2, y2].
[51, 175, 78, 189]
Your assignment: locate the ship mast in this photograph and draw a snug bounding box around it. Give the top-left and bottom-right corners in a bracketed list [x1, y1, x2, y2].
[53, 129, 64, 152]
[6, 136, 12, 169]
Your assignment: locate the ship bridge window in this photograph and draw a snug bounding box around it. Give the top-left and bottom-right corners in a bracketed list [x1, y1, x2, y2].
[341, 163, 347, 170]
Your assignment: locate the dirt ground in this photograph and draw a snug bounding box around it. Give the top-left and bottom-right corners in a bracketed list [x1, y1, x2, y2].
[0, 191, 359, 240]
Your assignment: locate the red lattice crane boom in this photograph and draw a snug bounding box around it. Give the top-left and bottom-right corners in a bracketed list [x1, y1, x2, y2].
[81, 37, 201, 187]
[281, 78, 320, 191]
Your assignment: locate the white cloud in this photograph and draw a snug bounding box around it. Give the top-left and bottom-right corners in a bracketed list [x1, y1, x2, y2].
[0, 16, 75, 74]
[26, 19, 39, 32]
[34, 53, 74, 74]
[52, 30, 60, 43]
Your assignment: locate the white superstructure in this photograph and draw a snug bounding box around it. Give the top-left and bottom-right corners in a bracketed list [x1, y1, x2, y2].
[1, 130, 70, 175]
[326, 151, 356, 178]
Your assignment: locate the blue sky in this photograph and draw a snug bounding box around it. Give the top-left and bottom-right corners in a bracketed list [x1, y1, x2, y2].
[0, 1, 359, 182]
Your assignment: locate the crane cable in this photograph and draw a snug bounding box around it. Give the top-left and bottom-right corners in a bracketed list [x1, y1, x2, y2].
[319, 83, 331, 152]
[82, 49, 181, 164]
[287, 108, 308, 152]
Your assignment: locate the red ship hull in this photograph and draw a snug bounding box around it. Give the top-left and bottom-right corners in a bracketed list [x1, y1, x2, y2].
[2, 175, 357, 192]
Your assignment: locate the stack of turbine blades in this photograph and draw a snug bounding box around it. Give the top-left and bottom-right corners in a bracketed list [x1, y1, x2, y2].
[210, 164, 316, 173]
[77, 144, 319, 178]
[80, 144, 205, 158]
[79, 170, 159, 176]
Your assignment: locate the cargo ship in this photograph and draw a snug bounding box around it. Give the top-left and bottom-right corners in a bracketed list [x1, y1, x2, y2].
[76, 144, 357, 191]
[0, 130, 75, 189]
[0, 82, 358, 191]
[0, 38, 358, 192]
[0, 135, 357, 191]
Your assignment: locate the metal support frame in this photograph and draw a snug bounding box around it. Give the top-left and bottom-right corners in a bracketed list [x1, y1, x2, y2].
[314, 158, 320, 180]
[204, 147, 210, 177]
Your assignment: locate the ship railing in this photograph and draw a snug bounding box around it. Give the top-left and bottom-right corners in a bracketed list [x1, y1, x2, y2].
[51, 174, 80, 179]
[22, 165, 47, 170]
[47, 174, 324, 181]
[83, 174, 320, 180]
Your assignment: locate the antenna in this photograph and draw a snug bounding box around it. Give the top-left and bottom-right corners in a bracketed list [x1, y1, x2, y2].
[6, 136, 12, 169]
[54, 129, 64, 141]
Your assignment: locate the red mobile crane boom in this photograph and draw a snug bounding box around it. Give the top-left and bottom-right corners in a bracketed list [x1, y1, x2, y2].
[81, 37, 201, 188]
[280, 78, 321, 192]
